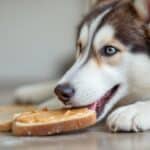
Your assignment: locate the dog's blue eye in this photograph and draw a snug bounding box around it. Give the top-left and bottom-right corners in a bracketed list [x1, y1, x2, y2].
[102, 46, 119, 57]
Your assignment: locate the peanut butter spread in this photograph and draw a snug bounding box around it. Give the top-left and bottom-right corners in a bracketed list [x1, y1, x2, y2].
[15, 108, 95, 124]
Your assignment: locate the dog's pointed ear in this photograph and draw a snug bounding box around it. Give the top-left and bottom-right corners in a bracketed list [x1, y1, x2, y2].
[132, 0, 150, 22]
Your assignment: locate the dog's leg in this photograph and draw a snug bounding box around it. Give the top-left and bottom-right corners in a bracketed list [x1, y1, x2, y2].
[14, 81, 57, 104]
[107, 101, 150, 132]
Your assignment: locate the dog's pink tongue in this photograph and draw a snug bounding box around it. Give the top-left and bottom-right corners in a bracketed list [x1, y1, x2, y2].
[88, 102, 97, 111]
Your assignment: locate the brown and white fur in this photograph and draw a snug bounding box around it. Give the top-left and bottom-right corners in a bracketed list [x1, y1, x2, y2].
[14, 0, 150, 132]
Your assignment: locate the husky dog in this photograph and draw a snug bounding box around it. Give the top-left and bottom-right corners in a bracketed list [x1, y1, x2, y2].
[15, 0, 150, 132]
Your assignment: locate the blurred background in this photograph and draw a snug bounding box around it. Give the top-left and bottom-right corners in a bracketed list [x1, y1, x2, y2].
[0, 0, 89, 88]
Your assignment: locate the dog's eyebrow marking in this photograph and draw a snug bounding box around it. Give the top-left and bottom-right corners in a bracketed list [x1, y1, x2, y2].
[81, 8, 113, 66]
[94, 25, 115, 50]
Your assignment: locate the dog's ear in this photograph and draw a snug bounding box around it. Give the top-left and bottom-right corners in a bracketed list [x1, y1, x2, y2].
[91, 0, 150, 22]
[131, 0, 150, 22]
[130, 0, 150, 52]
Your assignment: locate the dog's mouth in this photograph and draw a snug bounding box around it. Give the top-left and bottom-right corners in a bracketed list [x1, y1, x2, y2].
[88, 84, 120, 118]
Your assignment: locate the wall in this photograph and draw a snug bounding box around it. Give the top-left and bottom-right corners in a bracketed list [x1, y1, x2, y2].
[0, 0, 88, 83]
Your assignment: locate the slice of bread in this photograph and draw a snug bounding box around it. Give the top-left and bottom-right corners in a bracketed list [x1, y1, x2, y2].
[0, 105, 35, 132]
[12, 108, 96, 136]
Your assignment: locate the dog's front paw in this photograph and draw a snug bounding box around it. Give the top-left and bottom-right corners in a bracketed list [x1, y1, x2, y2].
[107, 102, 150, 132]
[14, 84, 51, 104]
[14, 86, 40, 104]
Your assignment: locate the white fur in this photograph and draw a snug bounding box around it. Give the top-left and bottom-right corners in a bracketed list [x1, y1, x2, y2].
[94, 25, 115, 50]
[73, 61, 126, 101]
[118, 53, 150, 104]
[107, 101, 150, 132]
[107, 53, 150, 132]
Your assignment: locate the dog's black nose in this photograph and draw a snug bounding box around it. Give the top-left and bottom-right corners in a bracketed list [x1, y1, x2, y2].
[54, 83, 75, 103]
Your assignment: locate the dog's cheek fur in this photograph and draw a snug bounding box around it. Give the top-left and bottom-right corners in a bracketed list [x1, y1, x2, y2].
[98, 49, 150, 120]
[69, 59, 128, 107]
[124, 52, 150, 95]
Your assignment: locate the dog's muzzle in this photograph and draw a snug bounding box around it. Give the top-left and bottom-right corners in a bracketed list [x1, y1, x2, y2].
[54, 83, 75, 104]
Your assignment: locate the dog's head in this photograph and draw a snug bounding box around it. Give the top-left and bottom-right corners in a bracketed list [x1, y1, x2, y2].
[55, 0, 150, 120]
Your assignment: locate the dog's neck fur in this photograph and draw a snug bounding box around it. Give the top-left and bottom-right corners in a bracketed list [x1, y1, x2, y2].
[118, 53, 150, 106]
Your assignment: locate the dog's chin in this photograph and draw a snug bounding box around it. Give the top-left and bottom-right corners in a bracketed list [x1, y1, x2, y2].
[87, 84, 120, 119]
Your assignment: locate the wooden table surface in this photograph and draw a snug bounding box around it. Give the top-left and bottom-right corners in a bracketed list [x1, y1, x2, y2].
[0, 87, 150, 150]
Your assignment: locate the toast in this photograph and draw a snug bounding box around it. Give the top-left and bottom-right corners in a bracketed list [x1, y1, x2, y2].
[0, 105, 35, 132]
[12, 108, 96, 136]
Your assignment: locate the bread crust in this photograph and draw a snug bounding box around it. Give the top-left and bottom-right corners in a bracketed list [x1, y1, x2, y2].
[0, 105, 35, 132]
[12, 109, 96, 136]
[0, 121, 12, 132]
